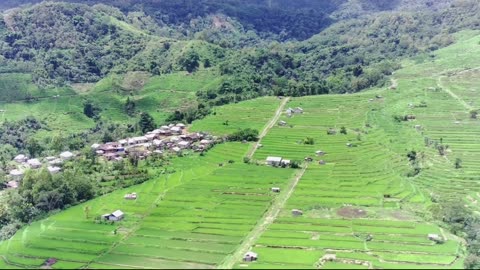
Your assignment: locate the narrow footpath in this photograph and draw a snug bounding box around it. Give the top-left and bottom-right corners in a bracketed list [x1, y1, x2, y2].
[218, 164, 308, 269]
[246, 97, 290, 159]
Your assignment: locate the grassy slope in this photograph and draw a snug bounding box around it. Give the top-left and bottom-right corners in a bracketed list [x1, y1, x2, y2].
[190, 97, 282, 135]
[0, 68, 223, 136]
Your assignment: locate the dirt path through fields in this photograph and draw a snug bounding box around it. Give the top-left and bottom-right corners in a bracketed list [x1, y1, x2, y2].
[246, 97, 290, 159]
[437, 76, 473, 111]
[218, 164, 307, 269]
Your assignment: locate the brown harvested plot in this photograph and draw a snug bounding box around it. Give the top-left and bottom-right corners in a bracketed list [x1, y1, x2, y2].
[337, 207, 367, 218]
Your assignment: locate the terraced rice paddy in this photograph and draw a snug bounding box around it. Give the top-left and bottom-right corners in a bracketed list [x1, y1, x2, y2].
[0, 143, 295, 269]
[190, 97, 282, 135]
[1, 31, 480, 269]
[235, 33, 480, 269]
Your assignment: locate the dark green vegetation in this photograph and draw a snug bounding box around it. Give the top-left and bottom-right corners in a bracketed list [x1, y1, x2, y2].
[1, 0, 480, 269]
[0, 0, 479, 128]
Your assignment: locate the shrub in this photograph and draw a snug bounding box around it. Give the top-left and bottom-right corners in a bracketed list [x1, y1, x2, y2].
[227, 128, 259, 142]
[303, 137, 315, 145]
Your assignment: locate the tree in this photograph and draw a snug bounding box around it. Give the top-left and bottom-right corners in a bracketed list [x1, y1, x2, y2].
[204, 58, 211, 68]
[26, 138, 43, 157]
[83, 100, 101, 119]
[470, 110, 479, 119]
[227, 128, 259, 142]
[353, 65, 363, 77]
[303, 137, 315, 145]
[124, 97, 136, 117]
[179, 50, 200, 73]
[340, 126, 347, 135]
[138, 112, 156, 134]
[464, 255, 480, 270]
[50, 135, 65, 152]
[407, 151, 417, 162]
[455, 158, 462, 169]
[83, 206, 90, 219]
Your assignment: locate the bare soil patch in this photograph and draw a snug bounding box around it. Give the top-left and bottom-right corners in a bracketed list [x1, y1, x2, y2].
[337, 207, 367, 218]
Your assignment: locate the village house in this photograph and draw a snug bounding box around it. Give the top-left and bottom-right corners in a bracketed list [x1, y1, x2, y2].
[133, 136, 148, 144]
[99, 143, 121, 154]
[176, 123, 186, 129]
[294, 107, 304, 114]
[160, 129, 172, 136]
[170, 126, 182, 134]
[124, 192, 137, 200]
[278, 120, 287, 126]
[60, 151, 74, 161]
[266, 156, 283, 166]
[327, 128, 337, 135]
[9, 169, 24, 180]
[200, 139, 212, 145]
[145, 134, 157, 141]
[316, 150, 325, 156]
[127, 138, 136, 146]
[153, 150, 163, 155]
[153, 139, 164, 148]
[45, 156, 56, 162]
[243, 252, 258, 262]
[47, 166, 61, 174]
[178, 141, 190, 149]
[172, 146, 181, 153]
[322, 254, 337, 262]
[143, 142, 153, 149]
[405, 114, 416, 120]
[102, 210, 124, 221]
[91, 143, 101, 150]
[428, 234, 442, 242]
[292, 209, 303, 216]
[281, 159, 291, 166]
[271, 187, 281, 193]
[118, 139, 128, 147]
[13, 154, 28, 164]
[6, 180, 19, 189]
[49, 158, 63, 166]
[304, 157, 313, 162]
[27, 158, 42, 169]
[319, 160, 326, 165]
[181, 133, 200, 141]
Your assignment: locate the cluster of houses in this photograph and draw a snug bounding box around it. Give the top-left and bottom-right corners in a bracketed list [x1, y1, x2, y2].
[6, 151, 76, 189]
[286, 107, 303, 117]
[91, 123, 215, 161]
[3, 123, 215, 189]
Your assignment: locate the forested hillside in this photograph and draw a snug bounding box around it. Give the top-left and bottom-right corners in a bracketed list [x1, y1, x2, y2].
[1, 1, 480, 268]
[0, 0, 478, 123]
[0, 0, 477, 145]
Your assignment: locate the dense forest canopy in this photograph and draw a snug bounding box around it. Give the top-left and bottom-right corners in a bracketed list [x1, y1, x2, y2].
[1, 0, 480, 266]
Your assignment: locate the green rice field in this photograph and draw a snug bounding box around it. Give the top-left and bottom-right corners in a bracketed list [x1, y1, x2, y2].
[1, 31, 480, 269]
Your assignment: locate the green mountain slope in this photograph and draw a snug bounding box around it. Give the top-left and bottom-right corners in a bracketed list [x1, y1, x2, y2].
[1, 30, 479, 269]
